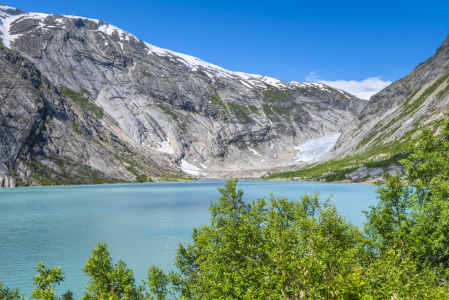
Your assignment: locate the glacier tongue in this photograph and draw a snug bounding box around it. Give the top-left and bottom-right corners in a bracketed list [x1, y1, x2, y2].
[294, 134, 341, 162]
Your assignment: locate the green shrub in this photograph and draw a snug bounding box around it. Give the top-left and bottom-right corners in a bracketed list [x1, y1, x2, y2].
[61, 88, 103, 117]
[248, 104, 260, 115]
[228, 103, 252, 121]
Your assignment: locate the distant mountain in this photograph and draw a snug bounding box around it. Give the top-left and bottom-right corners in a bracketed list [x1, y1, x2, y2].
[0, 3, 366, 185]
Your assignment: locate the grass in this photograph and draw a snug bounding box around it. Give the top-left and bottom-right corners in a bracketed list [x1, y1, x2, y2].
[228, 103, 252, 121]
[262, 90, 293, 102]
[324, 167, 358, 182]
[248, 105, 260, 115]
[209, 94, 226, 108]
[115, 155, 153, 183]
[73, 123, 83, 136]
[355, 74, 449, 151]
[157, 104, 178, 120]
[401, 72, 449, 117]
[271, 104, 291, 115]
[162, 173, 198, 181]
[437, 80, 449, 100]
[262, 104, 277, 121]
[24, 158, 119, 186]
[309, 103, 327, 112]
[61, 88, 103, 117]
[142, 71, 152, 78]
[265, 139, 413, 181]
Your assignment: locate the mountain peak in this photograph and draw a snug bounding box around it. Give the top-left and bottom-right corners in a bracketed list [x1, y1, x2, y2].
[0, 3, 24, 17]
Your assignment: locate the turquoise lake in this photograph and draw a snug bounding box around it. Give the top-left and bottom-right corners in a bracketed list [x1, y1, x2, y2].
[0, 181, 379, 298]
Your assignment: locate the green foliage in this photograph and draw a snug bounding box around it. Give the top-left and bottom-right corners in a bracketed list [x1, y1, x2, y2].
[248, 104, 260, 115]
[61, 88, 103, 118]
[147, 178, 449, 298]
[324, 167, 357, 182]
[267, 143, 410, 181]
[10, 118, 449, 298]
[399, 116, 449, 265]
[163, 179, 364, 298]
[364, 152, 408, 169]
[142, 71, 153, 78]
[0, 281, 24, 300]
[262, 90, 293, 102]
[5, 169, 449, 299]
[115, 156, 152, 183]
[157, 104, 178, 120]
[31, 262, 65, 300]
[26, 159, 117, 187]
[209, 94, 226, 108]
[270, 104, 291, 115]
[402, 72, 449, 116]
[82, 242, 138, 300]
[363, 175, 413, 253]
[145, 266, 169, 300]
[228, 103, 252, 121]
[262, 103, 276, 120]
[362, 114, 449, 266]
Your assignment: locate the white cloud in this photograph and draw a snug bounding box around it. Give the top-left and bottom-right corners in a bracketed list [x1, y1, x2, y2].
[305, 72, 392, 100]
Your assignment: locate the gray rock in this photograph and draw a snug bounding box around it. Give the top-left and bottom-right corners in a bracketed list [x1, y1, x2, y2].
[0, 4, 367, 179]
[324, 34, 449, 162]
[0, 175, 16, 187]
[346, 166, 384, 181]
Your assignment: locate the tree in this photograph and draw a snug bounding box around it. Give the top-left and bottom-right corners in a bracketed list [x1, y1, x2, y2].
[363, 174, 413, 254]
[82, 242, 138, 300]
[0, 281, 24, 300]
[31, 262, 65, 300]
[157, 179, 364, 299]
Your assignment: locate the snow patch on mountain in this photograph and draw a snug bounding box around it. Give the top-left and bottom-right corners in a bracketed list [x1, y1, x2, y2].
[0, 4, 359, 101]
[181, 159, 204, 175]
[248, 148, 261, 156]
[294, 134, 341, 162]
[0, 9, 24, 48]
[152, 138, 175, 155]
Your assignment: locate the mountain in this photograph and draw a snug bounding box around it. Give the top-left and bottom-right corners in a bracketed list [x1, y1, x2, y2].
[323, 34, 449, 163]
[0, 3, 366, 185]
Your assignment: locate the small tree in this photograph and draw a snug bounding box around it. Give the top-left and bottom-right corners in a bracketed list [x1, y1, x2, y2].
[82, 242, 138, 300]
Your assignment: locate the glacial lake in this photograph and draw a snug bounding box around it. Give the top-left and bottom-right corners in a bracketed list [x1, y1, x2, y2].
[0, 181, 379, 298]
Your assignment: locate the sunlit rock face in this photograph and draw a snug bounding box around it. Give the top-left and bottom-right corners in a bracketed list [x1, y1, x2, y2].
[324, 34, 449, 163]
[0, 3, 366, 180]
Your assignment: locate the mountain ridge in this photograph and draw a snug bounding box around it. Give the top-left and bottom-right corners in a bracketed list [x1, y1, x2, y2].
[0, 3, 366, 186]
[266, 33, 449, 183]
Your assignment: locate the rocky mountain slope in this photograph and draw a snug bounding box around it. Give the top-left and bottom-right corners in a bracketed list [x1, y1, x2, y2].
[265, 34, 449, 183]
[0, 3, 366, 185]
[0, 45, 182, 187]
[323, 34, 449, 163]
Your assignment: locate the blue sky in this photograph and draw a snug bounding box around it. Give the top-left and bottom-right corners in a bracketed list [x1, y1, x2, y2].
[8, 0, 449, 99]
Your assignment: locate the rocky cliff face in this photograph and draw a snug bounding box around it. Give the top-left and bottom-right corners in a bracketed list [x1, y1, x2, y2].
[0, 3, 366, 184]
[322, 34, 449, 162]
[0, 45, 176, 187]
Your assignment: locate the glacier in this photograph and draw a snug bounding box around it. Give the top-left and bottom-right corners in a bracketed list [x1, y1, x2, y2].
[294, 134, 341, 162]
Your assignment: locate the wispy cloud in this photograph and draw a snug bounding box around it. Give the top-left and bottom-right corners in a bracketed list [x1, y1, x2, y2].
[306, 72, 392, 100]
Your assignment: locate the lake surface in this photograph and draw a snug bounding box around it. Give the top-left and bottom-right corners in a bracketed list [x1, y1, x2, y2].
[0, 181, 379, 298]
